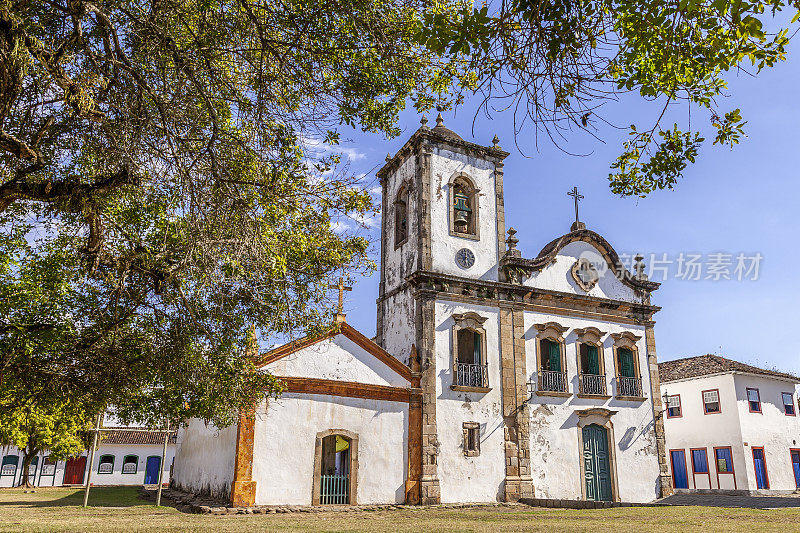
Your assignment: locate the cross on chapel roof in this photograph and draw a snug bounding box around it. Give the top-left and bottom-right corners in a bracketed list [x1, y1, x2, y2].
[332, 277, 352, 324]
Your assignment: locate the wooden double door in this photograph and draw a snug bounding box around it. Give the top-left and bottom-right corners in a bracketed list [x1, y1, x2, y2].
[582, 424, 613, 502]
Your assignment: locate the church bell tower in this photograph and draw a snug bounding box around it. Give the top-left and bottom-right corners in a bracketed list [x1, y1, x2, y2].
[375, 115, 509, 360]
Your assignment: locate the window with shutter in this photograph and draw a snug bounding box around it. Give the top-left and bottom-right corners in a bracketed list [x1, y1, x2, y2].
[747, 388, 762, 413]
[703, 389, 721, 414]
[666, 395, 682, 418]
[618, 348, 635, 378]
[783, 392, 796, 416]
[548, 340, 561, 373]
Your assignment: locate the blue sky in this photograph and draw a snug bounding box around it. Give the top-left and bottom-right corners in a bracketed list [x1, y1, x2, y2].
[329, 32, 800, 376]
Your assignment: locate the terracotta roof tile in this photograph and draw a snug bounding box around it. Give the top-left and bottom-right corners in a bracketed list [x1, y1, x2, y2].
[659, 355, 799, 383]
[100, 429, 177, 445]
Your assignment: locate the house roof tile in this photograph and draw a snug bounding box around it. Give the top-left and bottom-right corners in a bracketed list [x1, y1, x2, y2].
[659, 355, 799, 383]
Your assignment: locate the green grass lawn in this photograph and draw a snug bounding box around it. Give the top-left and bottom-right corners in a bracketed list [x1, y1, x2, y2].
[2, 487, 800, 532]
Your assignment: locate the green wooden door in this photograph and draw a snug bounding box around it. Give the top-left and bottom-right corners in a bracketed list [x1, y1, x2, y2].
[583, 424, 613, 502]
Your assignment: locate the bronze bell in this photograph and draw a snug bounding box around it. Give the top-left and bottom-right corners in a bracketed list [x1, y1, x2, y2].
[453, 191, 471, 231]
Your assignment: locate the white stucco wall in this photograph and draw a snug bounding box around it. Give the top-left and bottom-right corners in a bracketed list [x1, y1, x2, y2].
[90, 444, 175, 486]
[523, 241, 641, 304]
[523, 312, 660, 503]
[429, 147, 500, 282]
[172, 419, 237, 498]
[252, 394, 408, 505]
[0, 443, 176, 488]
[265, 333, 408, 388]
[734, 374, 800, 492]
[662, 373, 800, 493]
[661, 374, 746, 490]
[434, 300, 507, 503]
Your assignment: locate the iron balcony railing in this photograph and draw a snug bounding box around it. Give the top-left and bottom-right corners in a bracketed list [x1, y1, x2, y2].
[617, 376, 643, 397]
[537, 370, 568, 393]
[579, 373, 607, 396]
[455, 362, 489, 388]
[320, 474, 349, 505]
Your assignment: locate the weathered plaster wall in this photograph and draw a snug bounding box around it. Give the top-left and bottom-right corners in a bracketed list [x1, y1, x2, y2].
[523, 241, 641, 303]
[661, 374, 745, 490]
[252, 394, 408, 505]
[734, 375, 800, 492]
[381, 289, 417, 366]
[429, 147, 499, 281]
[172, 419, 237, 499]
[383, 154, 418, 293]
[523, 312, 660, 503]
[434, 300, 507, 503]
[265, 334, 408, 388]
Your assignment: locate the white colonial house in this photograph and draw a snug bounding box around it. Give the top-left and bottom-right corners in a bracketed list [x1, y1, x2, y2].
[660, 355, 800, 493]
[0, 428, 176, 488]
[172, 115, 672, 507]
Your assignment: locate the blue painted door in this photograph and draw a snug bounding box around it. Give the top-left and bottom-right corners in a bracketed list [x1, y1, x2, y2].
[670, 450, 689, 489]
[792, 451, 800, 489]
[144, 456, 161, 485]
[753, 448, 769, 489]
[582, 424, 613, 501]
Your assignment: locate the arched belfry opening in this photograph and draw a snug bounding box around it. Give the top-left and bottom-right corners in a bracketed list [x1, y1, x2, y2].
[449, 175, 478, 237]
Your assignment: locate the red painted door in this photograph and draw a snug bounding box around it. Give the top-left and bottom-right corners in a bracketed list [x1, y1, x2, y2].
[63, 457, 86, 485]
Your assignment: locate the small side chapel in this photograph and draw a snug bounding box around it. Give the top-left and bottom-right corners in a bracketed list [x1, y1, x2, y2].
[172, 116, 673, 507]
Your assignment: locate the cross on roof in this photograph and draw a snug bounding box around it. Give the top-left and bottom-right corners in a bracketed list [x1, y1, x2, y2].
[333, 277, 352, 322]
[567, 186, 584, 224]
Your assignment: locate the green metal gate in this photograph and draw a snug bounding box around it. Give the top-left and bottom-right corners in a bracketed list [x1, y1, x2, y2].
[582, 424, 613, 502]
[320, 474, 349, 504]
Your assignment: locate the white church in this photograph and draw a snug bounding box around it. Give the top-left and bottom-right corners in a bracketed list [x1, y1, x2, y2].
[172, 116, 672, 507]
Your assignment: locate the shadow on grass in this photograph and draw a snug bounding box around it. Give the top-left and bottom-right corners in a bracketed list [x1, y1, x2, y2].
[0, 486, 152, 508]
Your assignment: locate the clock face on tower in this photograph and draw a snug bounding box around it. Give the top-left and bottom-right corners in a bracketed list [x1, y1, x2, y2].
[455, 248, 475, 269]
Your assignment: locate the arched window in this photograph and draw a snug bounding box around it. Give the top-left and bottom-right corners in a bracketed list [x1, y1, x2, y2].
[122, 455, 138, 474]
[611, 332, 644, 399]
[394, 186, 409, 246]
[449, 175, 479, 238]
[533, 322, 569, 394]
[451, 312, 489, 390]
[98, 454, 114, 474]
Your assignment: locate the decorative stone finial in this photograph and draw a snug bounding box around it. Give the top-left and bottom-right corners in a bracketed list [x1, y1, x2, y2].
[435, 113, 444, 127]
[420, 115, 429, 129]
[634, 254, 648, 280]
[385, 152, 392, 162]
[492, 134, 500, 148]
[505, 227, 521, 258]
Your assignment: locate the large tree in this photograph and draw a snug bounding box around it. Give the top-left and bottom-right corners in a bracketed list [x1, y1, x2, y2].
[1, 0, 796, 425]
[0, 0, 465, 425]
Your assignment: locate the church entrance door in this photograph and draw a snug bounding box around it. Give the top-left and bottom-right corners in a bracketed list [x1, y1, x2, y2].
[320, 435, 350, 504]
[582, 424, 613, 501]
[63, 456, 86, 485]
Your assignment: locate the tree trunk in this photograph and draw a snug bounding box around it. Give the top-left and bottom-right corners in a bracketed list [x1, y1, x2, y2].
[16, 447, 38, 489]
